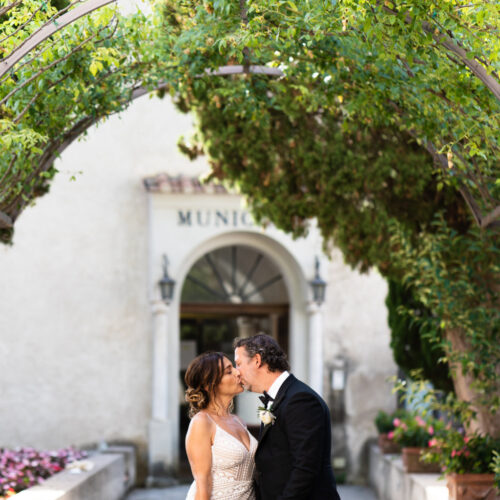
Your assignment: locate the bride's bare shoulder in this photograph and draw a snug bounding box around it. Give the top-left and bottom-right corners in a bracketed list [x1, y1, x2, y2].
[188, 411, 215, 433]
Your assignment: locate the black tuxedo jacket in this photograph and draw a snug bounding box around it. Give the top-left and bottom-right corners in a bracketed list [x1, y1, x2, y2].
[255, 374, 341, 500]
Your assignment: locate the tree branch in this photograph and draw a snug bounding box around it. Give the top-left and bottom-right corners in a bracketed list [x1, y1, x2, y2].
[0, 0, 116, 78]
[0, 21, 111, 106]
[481, 206, 500, 229]
[0, 154, 17, 197]
[0, 2, 46, 45]
[0, 81, 169, 224]
[388, 100, 500, 230]
[377, 2, 500, 101]
[0, 0, 22, 18]
[0, 210, 13, 228]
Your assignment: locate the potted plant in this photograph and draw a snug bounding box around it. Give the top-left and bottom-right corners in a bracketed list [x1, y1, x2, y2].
[422, 430, 500, 500]
[374, 409, 405, 454]
[391, 413, 443, 473]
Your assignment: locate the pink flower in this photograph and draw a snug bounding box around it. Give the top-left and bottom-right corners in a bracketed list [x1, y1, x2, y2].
[428, 426, 434, 435]
[415, 416, 425, 427]
[428, 438, 438, 448]
[451, 450, 456, 457]
[401, 423, 408, 431]
[464, 436, 470, 444]
[393, 418, 401, 427]
[387, 431, 394, 440]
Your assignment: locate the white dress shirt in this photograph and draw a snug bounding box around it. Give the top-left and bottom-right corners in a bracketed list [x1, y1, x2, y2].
[266, 370, 290, 406]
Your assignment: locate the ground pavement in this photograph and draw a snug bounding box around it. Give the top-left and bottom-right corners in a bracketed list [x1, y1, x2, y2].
[126, 484, 377, 500]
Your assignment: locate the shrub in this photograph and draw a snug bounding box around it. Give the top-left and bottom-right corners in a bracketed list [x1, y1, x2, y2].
[386, 280, 454, 394]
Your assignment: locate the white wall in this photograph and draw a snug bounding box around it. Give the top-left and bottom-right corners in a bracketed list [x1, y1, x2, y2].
[324, 247, 397, 479]
[0, 95, 202, 455]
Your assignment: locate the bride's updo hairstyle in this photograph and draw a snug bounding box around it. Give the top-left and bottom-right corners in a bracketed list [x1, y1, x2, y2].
[185, 351, 225, 418]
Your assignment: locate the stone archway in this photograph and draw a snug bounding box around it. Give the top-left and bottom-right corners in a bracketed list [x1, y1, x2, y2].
[147, 227, 324, 482]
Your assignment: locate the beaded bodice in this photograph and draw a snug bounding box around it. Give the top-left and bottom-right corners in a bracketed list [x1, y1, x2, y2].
[186, 421, 257, 500]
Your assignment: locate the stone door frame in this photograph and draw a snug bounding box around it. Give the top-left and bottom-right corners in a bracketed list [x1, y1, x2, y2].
[147, 225, 327, 483]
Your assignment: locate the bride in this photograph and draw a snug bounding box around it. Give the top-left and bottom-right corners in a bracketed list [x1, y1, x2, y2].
[184, 351, 257, 500]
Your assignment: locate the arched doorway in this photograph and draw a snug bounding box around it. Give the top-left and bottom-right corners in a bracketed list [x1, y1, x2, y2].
[178, 244, 290, 469]
[147, 226, 313, 480]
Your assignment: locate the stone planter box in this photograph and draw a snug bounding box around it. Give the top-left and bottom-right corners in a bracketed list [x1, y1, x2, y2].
[402, 447, 441, 474]
[369, 443, 449, 500]
[378, 433, 400, 454]
[446, 473, 498, 500]
[14, 452, 131, 500]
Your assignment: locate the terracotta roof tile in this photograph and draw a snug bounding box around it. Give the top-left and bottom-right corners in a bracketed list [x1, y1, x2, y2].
[143, 174, 230, 194]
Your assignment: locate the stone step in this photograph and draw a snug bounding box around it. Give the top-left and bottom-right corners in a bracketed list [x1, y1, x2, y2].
[126, 484, 377, 500]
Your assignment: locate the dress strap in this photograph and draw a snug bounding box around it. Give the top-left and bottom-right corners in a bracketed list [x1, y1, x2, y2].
[204, 412, 217, 424]
[233, 415, 247, 430]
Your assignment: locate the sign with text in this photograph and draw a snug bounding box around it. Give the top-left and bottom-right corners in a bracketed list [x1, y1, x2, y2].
[177, 209, 254, 228]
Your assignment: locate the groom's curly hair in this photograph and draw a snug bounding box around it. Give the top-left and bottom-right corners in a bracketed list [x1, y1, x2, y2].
[234, 333, 290, 372]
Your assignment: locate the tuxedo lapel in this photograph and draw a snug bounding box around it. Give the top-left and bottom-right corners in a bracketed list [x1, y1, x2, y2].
[258, 374, 296, 444]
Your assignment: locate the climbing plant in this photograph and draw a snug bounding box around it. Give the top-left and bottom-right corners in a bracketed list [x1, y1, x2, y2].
[160, 0, 500, 435]
[386, 279, 454, 394]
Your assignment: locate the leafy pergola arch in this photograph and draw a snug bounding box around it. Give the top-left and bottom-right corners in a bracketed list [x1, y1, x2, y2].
[0, 0, 499, 438]
[1, 0, 498, 239]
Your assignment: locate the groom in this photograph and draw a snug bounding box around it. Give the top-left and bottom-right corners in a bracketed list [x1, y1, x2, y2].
[234, 334, 341, 500]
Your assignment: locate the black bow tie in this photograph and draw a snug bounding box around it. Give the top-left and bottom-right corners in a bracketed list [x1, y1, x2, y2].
[259, 391, 274, 407]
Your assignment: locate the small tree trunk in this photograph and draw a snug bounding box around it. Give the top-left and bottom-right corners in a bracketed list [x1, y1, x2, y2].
[446, 327, 500, 437]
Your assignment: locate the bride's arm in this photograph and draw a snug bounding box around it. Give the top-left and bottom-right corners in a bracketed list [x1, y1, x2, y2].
[186, 413, 214, 500]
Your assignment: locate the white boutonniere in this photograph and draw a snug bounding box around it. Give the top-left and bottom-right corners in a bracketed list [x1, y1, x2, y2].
[257, 406, 276, 426]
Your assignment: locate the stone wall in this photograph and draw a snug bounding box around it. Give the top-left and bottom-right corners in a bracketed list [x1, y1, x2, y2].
[325, 248, 397, 481]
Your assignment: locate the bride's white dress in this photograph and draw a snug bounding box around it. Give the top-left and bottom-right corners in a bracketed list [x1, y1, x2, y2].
[186, 418, 258, 500]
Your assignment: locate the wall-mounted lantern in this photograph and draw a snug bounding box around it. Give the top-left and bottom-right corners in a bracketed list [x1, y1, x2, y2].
[158, 254, 175, 304]
[310, 256, 327, 305]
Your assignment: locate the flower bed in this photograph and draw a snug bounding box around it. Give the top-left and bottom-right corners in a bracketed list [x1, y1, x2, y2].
[0, 447, 87, 499]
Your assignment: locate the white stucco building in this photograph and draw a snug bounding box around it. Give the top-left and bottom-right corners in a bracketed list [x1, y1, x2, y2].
[0, 94, 396, 484]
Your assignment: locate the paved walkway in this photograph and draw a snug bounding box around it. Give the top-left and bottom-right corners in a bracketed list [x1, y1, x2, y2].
[126, 484, 377, 500]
